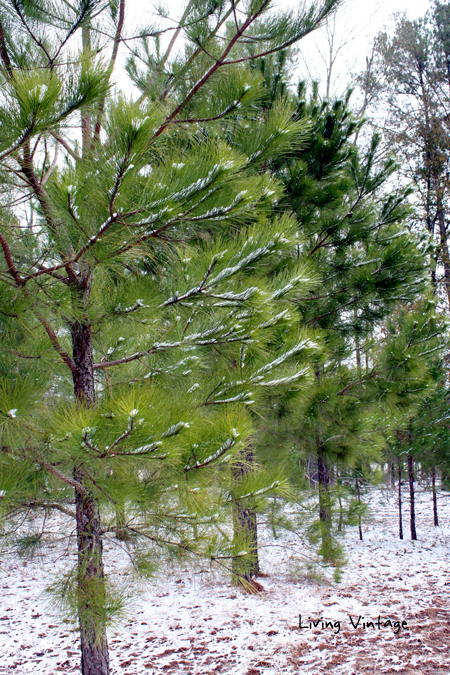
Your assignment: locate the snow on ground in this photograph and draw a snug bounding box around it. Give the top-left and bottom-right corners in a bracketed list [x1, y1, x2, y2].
[0, 485, 449, 675]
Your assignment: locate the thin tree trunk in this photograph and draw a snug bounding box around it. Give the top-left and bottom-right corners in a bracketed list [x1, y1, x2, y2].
[337, 477, 343, 533]
[232, 447, 259, 584]
[81, 24, 93, 155]
[77, 15, 109, 664]
[432, 467, 439, 526]
[398, 460, 403, 540]
[408, 454, 417, 541]
[318, 446, 333, 561]
[355, 342, 361, 377]
[115, 502, 129, 541]
[437, 195, 450, 308]
[356, 478, 363, 541]
[270, 498, 278, 539]
[71, 279, 109, 675]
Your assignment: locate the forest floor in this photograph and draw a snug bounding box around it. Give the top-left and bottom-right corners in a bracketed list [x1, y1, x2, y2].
[0, 485, 449, 675]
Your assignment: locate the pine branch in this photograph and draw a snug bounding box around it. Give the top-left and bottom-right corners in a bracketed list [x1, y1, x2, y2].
[41, 144, 59, 186]
[93, 332, 253, 370]
[0, 231, 24, 285]
[80, 465, 119, 505]
[38, 461, 87, 495]
[10, 349, 43, 359]
[20, 145, 61, 238]
[25, 501, 76, 519]
[127, 528, 245, 582]
[12, 0, 52, 64]
[150, 1, 269, 142]
[0, 20, 13, 78]
[28, 301, 78, 374]
[50, 132, 82, 163]
[0, 127, 34, 162]
[49, 1, 96, 67]
[184, 437, 236, 472]
[137, 4, 235, 104]
[170, 96, 246, 125]
[160, 0, 194, 68]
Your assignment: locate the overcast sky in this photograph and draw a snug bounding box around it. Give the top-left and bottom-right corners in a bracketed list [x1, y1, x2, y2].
[125, 0, 433, 97]
[291, 0, 431, 96]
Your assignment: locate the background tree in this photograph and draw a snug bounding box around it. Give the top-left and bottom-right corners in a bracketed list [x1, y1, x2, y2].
[264, 85, 429, 562]
[363, 3, 450, 308]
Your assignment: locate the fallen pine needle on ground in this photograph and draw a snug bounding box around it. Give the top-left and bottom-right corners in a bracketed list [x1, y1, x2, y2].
[0, 485, 449, 675]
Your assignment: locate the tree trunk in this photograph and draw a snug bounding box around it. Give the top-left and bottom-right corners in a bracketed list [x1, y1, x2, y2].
[75, 468, 109, 675]
[437, 195, 450, 308]
[81, 23, 93, 155]
[398, 460, 403, 540]
[71, 278, 109, 675]
[72, 320, 96, 405]
[432, 467, 439, 526]
[408, 454, 417, 541]
[337, 487, 343, 532]
[270, 498, 278, 539]
[356, 478, 363, 542]
[232, 447, 259, 584]
[317, 446, 333, 562]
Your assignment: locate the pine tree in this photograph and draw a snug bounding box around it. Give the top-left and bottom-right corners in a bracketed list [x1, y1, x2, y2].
[0, 1, 342, 672]
[267, 87, 430, 562]
[363, 4, 450, 308]
[374, 296, 448, 540]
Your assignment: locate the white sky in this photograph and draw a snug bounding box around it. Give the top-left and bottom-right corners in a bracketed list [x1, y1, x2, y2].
[125, 0, 432, 97]
[294, 0, 431, 96]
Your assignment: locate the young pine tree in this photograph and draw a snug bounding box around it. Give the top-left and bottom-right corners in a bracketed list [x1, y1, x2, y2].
[267, 88, 429, 562]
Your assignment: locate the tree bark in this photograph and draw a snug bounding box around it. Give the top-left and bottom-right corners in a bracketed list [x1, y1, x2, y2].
[408, 454, 417, 541]
[398, 460, 403, 540]
[232, 447, 259, 583]
[75, 469, 109, 675]
[72, 319, 96, 405]
[71, 277, 109, 675]
[356, 477, 363, 542]
[317, 446, 333, 561]
[432, 467, 439, 526]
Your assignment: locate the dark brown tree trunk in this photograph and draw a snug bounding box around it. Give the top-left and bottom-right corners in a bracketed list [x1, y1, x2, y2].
[408, 454, 417, 541]
[75, 468, 109, 675]
[72, 320, 96, 405]
[398, 460, 403, 540]
[232, 447, 259, 584]
[432, 467, 439, 526]
[70, 277, 109, 675]
[356, 478, 363, 541]
[318, 446, 333, 561]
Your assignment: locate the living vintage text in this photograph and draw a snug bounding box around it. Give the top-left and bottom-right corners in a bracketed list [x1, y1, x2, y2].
[298, 615, 408, 635]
